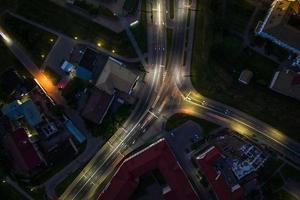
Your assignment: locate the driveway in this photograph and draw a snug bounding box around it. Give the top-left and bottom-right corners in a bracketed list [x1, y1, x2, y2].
[42, 36, 75, 75]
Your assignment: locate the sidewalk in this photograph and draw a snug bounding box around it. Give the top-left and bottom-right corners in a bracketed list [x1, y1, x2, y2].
[44, 136, 102, 199]
[6, 177, 35, 200]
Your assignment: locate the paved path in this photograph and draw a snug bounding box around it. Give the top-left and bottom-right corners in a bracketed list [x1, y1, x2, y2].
[0, 25, 104, 199]
[6, 177, 35, 200]
[8, 11, 141, 63]
[44, 136, 102, 199]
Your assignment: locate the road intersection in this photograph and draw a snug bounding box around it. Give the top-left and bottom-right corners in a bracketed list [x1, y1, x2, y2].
[1, 0, 300, 199]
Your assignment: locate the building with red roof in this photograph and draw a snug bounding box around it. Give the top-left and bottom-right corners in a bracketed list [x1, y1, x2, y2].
[97, 139, 199, 200]
[1, 128, 42, 175]
[196, 146, 244, 200]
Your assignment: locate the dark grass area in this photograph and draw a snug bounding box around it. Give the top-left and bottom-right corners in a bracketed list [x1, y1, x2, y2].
[1, 14, 58, 67]
[86, 105, 133, 141]
[166, 113, 219, 135]
[55, 165, 85, 196]
[130, 0, 147, 53]
[0, 40, 20, 74]
[281, 164, 300, 183]
[0, 182, 25, 200]
[256, 156, 283, 182]
[0, 0, 136, 57]
[169, 0, 174, 19]
[191, 0, 300, 141]
[123, 0, 140, 14]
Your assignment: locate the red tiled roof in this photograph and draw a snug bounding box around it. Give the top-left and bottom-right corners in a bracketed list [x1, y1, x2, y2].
[292, 75, 300, 85]
[97, 139, 198, 200]
[81, 88, 114, 124]
[2, 128, 41, 172]
[196, 147, 243, 200]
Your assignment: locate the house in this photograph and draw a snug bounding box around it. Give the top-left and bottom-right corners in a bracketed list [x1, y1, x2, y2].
[61, 60, 92, 81]
[98, 139, 198, 200]
[81, 88, 115, 124]
[238, 70, 253, 85]
[1, 98, 42, 127]
[196, 146, 244, 200]
[1, 128, 42, 175]
[270, 69, 300, 100]
[0, 69, 36, 96]
[256, 0, 300, 60]
[95, 57, 139, 95]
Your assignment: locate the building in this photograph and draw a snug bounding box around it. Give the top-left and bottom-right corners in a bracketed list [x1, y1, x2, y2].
[1, 128, 42, 175]
[61, 60, 92, 81]
[196, 146, 244, 200]
[98, 139, 198, 200]
[0, 69, 36, 96]
[95, 57, 139, 95]
[81, 88, 115, 124]
[270, 69, 300, 100]
[1, 98, 42, 127]
[256, 0, 300, 64]
[238, 70, 253, 85]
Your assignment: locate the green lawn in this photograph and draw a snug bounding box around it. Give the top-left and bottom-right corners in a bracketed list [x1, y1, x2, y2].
[0, 182, 25, 200]
[257, 156, 284, 182]
[123, 0, 140, 14]
[86, 105, 133, 140]
[1, 0, 135, 57]
[273, 189, 298, 200]
[0, 41, 20, 74]
[191, 0, 300, 141]
[169, 0, 174, 19]
[281, 164, 300, 183]
[73, 0, 117, 19]
[1, 14, 58, 67]
[55, 166, 84, 196]
[166, 28, 173, 66]
[130, 0, 148, 53]
[166, 113, 219, 135]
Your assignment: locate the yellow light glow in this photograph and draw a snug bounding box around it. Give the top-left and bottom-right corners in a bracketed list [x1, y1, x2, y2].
[74, 36, 78, 40]
[50, 38, 54, 42]
[112, 49, 116, 53]
[97, 42, 102, 47]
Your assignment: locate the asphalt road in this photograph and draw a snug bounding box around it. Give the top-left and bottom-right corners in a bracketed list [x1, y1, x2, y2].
[2, 0, 300, 199]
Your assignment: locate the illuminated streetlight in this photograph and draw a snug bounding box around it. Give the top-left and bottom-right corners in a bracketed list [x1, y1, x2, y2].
[41, 54, 45, 58]
[97, 42, 102, 47]
[74, 36, 78, 40]
[50, 38, 54, 42]
[112, 49, 116, 53]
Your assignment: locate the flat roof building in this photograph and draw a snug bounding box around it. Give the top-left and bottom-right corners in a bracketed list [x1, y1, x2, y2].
[196, 146, 244, 200]
[95, 57, 139, 95]
[238, 70, 253, 85]
[270, 69, 300, 100]
[98, 139, 198, 200]
[81, 88, 115, 124]
[256, 0, 300, 58]
[2, 128, 42, 174]
[1, 98, 42, 127]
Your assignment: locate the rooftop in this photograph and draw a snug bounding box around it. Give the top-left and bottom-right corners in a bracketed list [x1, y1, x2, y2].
[95, 57, 138, 95]
[98, 139, 198, 200]
[270, 69, 300, 100]
[196, 146, 244, 200]
[1, 97, 42, 127]
[2, 128, 41, 172]
[257, 0, 300, 53]
[81, 88, 114, 124]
